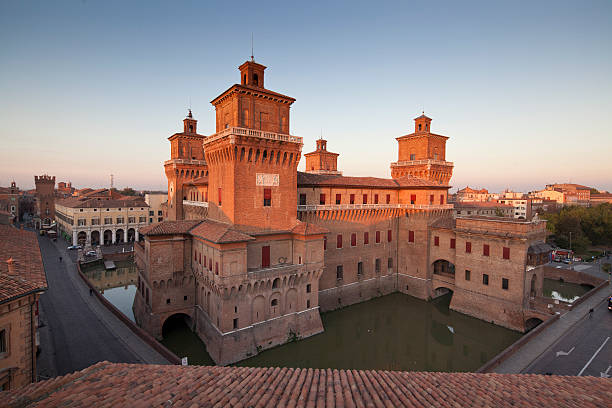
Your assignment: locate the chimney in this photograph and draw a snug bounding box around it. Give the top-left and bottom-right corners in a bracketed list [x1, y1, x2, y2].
[6, 258, 16, 275]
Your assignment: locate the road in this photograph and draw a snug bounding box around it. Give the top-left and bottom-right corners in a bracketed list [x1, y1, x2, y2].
[525, 296, 612, 377]
[36, 234, 168, 380]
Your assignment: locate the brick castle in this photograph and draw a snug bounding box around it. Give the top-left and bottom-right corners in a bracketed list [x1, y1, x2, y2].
[134, 59, 550, 365]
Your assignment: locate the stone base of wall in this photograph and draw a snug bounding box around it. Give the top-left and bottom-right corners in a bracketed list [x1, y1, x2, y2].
[133, 293, 163, 339]
[451, 288, 525, 332]
[319, 274, 396, 312]
[397, 274, 430, 300]
[194, 306, 324, 366]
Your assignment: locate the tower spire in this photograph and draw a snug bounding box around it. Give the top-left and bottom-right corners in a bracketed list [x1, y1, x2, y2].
[251, 33, 254, 61]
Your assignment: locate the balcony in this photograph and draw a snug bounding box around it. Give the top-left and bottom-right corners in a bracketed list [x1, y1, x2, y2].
[164, 158, 207, 166]
[203, 126, 303, 146]
[183, 200, 208, 208]
[297, 203, 454, 211]
[390, 159, 454, 167]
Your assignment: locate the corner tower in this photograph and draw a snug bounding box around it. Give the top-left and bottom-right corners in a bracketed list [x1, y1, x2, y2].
[205, 60, 301, 230]
[391, 114, 454, 185]
[34, 174, 55, 225]
[164, 110, 207, 221]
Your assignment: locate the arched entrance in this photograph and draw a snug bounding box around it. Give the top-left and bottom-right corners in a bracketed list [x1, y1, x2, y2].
[91, 230, 100, 246]
[161, 313, 193, 339]
[127, 228, 135, 242]
[525, 317, 543, 332]
[104, 230, 113, 245]
[433, 287, 453, 298]
[432, 260, 455, 278]
[116, 229, 125, 244]
[77, 231, 87, 246]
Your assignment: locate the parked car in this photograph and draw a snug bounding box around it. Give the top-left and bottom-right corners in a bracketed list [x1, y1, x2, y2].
[573, 257, 582, 262]
[608, 296, 612, 311]
[86, 250, 97, 256]
[67, 245, 82, 250]
[562, 258, 571, 264]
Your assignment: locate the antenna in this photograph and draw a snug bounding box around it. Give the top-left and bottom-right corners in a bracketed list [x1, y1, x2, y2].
[251, 33, 254, 61]
[110, 174, 114, 190]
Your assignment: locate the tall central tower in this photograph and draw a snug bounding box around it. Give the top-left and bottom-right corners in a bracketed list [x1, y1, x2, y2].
[204, 60, 302, 230]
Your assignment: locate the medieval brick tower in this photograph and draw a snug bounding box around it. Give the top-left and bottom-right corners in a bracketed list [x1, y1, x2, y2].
[34, 174, 55, 225]
[390, 114, 454, 185]
[164, 110, 207, 221]
[204, 60, 302, 230]
[304, 138, 341, 175]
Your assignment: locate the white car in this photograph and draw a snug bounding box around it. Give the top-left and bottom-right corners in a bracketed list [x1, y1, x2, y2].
[85, 250, 97, 256]
[68, 245, 82, 250]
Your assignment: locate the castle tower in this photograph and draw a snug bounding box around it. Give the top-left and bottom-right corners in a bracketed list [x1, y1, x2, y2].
[164, 109, 207, 221]
[34, 174, 56, 225]
[204, 60, 301, 230]
[390, 114, 454, 185]
[304, 139, 341, 175]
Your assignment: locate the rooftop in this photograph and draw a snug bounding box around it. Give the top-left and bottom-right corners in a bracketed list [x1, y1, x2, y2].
[297, 172, 448, 189]
[56, 196, 147, 209]
[1, 361, 608, 407]
[190, 219, 254, 244]
[0, 225, 47, 303]
[139, 220, 202, 236]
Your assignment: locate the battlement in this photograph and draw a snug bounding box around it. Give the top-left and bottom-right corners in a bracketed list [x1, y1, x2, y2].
[35, 175, 56, 183]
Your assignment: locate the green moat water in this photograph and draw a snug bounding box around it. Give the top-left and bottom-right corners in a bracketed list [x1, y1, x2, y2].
[82, 260, 524, 371]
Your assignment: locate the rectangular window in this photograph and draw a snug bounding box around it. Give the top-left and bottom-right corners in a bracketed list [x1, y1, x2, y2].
[324, 236, 327, 250]
[363, 194, 368, 204]
[158, 210, 163, 216]
[410, 153, 416, 160]
[215, 262, 219, 275]
[209, 259, 212, 270]
[149, 210, 154, 216]
[410, 194, 416, 205]
[357, 261, 363, 275]
[104, 218, 112, 225]
[299, 193, 306, 205]
[233, 318, 238, 329]
[0, 329, 6, 354]
[387, 229, 392, 242]
[350, 194, 355, 204]
[388, 257, 393, 269]
[483, 273, 489, 285]
[91, 219, 99, 225]
[450, 238, 456, 249]
[386, 194, 391, 204]
[465, 270, 471, 281]
[375, 258, 381, 273]
[409, 230, 415, 243]
[306, 284, 311, 293]
[364, 232, 369, 245]
[439, 195, 444, 205]
[483, 244, 490, 256]
[139, 216, 146, 223]
[503, 247, 510, 260]
[320, 194, 326, 205]
[263, 188, 271, 207]
[376, 231, 381, 243]
[351, 233, 356, 246]
[128, 216, 136, 223]
[203, 255, 207, 267]
[374, 194, 379, 204]
[430, 194, 434, 204]
[116, 217, 124, 224]
[434, 236, 439, 246]
[502, 278, 509, 290]
[337, 234, 342, 249]
[218, 188, 222, 206]
[158, 217, 163, 222]
[466, 242, 472, 253]
[336, 194, 341, 205]
[78, 219, 86, 226]
[262, 246, 270, 268]
[336, 265, 343, 281]
[195, 251, 197, 261]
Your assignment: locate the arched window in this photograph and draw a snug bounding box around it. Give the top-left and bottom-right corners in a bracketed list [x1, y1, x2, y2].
[271, 299, 278, 306]
[253, 73, 259, 86]
[272, 278, 280, 289]
[418, 124, 422, 131]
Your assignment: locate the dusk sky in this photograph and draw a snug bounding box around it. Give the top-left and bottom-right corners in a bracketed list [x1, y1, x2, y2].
[1, 1, 610, 193]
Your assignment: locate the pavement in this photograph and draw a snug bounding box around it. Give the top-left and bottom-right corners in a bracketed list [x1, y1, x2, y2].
[36, 233, 169, 380]
[493, 282, 611, 375]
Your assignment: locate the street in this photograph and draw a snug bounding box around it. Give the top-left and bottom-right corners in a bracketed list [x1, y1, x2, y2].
[36, 234, 168, 380]
[525, 296, 612, 377]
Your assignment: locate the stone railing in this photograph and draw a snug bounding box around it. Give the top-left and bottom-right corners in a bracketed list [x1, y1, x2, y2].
[182, 200, 208, 208]
[297, 203, 453, 211]
[390, 159, 454, 167]
[203, 126, 303, 146]
[164, 158, 207, 166]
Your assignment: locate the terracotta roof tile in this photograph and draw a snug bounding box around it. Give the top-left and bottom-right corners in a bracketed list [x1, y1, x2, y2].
[291, 221, 329, 236]
[190, 219, 254, 243]
[0, 225, 47, 302]
[56, 196, 147, 208]
[4, 362, 606, 408]
[139, 220, 202, 236]
[455, 201, 513, 208]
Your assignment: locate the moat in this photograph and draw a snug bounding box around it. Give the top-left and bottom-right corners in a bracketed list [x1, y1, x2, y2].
[82, 259, 529, 371]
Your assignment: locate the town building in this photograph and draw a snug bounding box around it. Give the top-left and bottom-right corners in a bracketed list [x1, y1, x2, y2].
[456, 186, 498, 202]
[144, 193, 166, 224]
[497, 196, 532, 219]
[34, 175, 55, 228]
[453, 201, 513, 218]
[55, 193, 149, 246]
[590, 192, 612, 205]
[0, 225, 47, 390]
[0, 182, 20, 221]
[56, 181, 75, 198]
[530, 183, 591, 207]
[133, 59, 551, 365]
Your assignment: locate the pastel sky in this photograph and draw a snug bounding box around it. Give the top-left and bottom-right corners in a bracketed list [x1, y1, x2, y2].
[1, 0, 611, 193]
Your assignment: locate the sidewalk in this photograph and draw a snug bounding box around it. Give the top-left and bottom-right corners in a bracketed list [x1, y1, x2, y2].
[493, 283, 611, 373]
